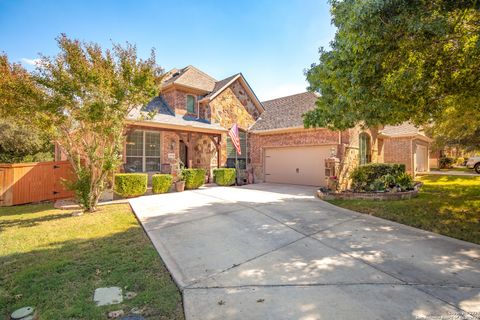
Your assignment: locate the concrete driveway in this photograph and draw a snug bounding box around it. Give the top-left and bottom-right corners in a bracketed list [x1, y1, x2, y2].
[129, 183, 480, 320]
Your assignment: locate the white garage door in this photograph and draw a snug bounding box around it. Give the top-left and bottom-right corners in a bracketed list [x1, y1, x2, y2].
[264, 146, 331, 186]
[415, 145, 428, 172]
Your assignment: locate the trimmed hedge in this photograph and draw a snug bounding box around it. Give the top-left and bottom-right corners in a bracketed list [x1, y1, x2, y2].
[350, 163, 406, 191]
[152, 174, 173, 194]
[183, 168, 206, 190]
[114, 173, 147, 198]
[213, 168, 236, 186]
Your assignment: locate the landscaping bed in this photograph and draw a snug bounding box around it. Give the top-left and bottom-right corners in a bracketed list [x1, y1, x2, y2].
[327, 174, 480, 244]
[0, 203, 184, 319]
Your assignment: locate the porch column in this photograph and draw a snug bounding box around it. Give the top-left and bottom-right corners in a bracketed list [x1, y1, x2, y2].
[209, 134, 222, 168]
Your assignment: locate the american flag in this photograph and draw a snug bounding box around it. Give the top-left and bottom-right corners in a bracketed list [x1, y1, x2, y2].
[228, 123, 241, 155]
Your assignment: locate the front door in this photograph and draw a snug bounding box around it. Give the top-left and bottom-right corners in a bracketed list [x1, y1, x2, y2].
[179, 140, 188, 167]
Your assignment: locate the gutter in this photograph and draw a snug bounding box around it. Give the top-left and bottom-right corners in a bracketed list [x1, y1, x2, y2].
[125, 119, 227, 135]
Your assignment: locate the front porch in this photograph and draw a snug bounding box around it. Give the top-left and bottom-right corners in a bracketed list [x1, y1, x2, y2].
[123, 122, 225, 183]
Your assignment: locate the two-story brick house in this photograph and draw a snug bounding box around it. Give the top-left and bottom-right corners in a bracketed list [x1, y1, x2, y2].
[87, 65, 431, 187]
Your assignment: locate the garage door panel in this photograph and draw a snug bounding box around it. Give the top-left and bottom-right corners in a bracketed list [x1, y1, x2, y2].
[264, 146, 331, 186]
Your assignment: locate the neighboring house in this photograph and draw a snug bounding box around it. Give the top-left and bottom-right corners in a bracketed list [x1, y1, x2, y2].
[56, 65, 432, 188]
[379, 123, 433, 173]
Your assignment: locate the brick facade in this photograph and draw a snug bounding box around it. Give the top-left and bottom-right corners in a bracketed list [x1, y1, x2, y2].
[383, 137, 413, 173]
[248, 127, 381, 187]
[162, 88, 200, 117]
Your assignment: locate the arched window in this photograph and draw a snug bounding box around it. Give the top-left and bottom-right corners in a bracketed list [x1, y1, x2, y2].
[359, 133, 371, 165]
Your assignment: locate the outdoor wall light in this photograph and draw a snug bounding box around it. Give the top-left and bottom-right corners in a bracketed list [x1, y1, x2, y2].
[170, 140, 176, 151]
[330, 147, 336, 157]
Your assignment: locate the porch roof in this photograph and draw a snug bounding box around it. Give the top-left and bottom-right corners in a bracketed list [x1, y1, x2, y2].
[127, 103, 226, 134]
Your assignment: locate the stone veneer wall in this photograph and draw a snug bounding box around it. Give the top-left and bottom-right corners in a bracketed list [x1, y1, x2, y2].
[208, 79, 260, 166]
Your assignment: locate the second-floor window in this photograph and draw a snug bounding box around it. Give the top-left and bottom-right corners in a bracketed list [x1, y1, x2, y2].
[186, 95, 195, 114]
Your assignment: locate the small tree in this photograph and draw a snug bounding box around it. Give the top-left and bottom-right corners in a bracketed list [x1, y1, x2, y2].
[32, 35, 163, 212]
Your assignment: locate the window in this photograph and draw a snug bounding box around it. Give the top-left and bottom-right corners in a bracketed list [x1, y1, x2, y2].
[125, 130, 161, 172]
[186, 95, 195, 114]
[226, 130, 247, 170]
[359, 132, 372, 165]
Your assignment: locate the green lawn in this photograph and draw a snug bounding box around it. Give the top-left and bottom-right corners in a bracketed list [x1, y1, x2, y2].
[329, 175, 480, 244]
[0, 203, 184, 320]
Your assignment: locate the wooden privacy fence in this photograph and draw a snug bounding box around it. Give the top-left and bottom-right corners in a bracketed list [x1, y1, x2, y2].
[0, 161, 75, 206]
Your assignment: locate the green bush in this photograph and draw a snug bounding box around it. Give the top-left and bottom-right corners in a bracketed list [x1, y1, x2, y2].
[350, 163, 406, 191]
[381, 174, 396, 189]
[369, 178, 386, 192]
[213, 168, 236, 186]
[183, 168, 206, 190]
[396, 173, 414, 191]
[114, 173, 147, 197]
[439, 156, 454, 169]
[152, 174, 173, 194]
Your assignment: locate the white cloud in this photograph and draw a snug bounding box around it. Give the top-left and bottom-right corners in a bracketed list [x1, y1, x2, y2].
[258, 82, 308, 101]
[21, 58, 41, 66]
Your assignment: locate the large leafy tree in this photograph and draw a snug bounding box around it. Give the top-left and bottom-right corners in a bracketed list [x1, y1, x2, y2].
[0, 120, 53, 163]
[0, 54, 54, 162]
[28, 35, 163, 212]
[304, 0, 480, 149]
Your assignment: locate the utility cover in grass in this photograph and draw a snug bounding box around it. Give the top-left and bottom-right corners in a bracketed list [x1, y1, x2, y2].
[94, 287, 123, 306]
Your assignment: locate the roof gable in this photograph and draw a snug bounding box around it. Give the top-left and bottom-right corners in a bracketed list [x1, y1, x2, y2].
[201, 73, 264, 113]
[162, 65, 217, 92]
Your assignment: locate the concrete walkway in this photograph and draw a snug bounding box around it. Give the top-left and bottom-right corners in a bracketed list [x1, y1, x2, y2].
[420, 170, 478, 176]
[129, 183, 480, 320]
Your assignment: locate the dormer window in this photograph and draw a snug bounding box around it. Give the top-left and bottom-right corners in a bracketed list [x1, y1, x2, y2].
[186, 95, 195, 113]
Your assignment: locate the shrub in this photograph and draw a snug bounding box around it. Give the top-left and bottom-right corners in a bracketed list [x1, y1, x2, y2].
[439, 156, 454, 169]
[114, 173, 147, 197]
[369, 178, 386, 192]
[381, 174, 396, 189]
[396, 173, 414, 191]
[350, 163, 406, 191]
[213, 168, 236, 186]
[183, 168, 206, 190]
[152, 174, 173, 194]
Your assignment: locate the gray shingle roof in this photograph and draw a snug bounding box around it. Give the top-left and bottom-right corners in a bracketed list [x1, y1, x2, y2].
[380, 123, 425, 137]
[203, 74, 240, 99]
[250, 92, 317, 131]
[162, 65, 216, 92]
[127, 96, 225, 132]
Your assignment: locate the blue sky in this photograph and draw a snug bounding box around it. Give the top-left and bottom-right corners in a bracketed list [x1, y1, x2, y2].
[0, 0, 335, 101]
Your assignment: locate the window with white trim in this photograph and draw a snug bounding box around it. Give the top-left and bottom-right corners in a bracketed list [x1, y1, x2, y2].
[125, 130, 161, 172]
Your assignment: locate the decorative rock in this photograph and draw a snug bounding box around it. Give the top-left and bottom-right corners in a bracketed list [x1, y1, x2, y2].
[124, 291, 137, 300]
[107, 310, 124, 318]
[10, 306, 35, 320]
[129, 307, 143, 314]
[94, 287, 123, 306]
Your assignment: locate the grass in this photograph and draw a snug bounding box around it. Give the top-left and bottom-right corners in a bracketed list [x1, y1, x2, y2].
[0, 203, 184, 320]
[329, 175, 480, 244]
